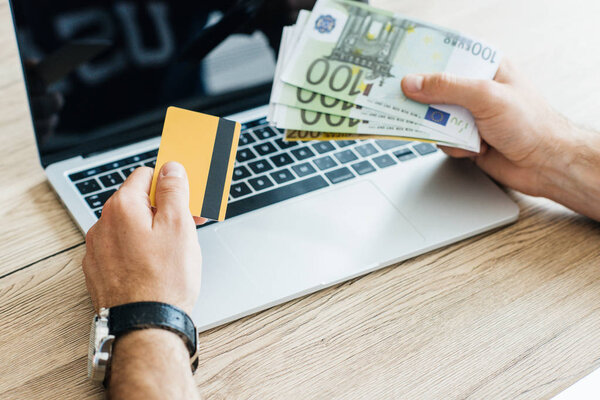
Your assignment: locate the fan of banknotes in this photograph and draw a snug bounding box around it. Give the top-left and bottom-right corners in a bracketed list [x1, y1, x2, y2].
[267, 0, 502, 152]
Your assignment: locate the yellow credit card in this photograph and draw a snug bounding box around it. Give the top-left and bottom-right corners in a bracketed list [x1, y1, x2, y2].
[150, 107, 241, 221]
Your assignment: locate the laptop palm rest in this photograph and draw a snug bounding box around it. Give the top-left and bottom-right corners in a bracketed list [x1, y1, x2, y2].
[192, 180, 425, 330]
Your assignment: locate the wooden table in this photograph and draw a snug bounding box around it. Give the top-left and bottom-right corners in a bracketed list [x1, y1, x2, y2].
[1, 0, 599, 398]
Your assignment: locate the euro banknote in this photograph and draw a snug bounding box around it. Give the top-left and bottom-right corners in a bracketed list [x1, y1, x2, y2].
[270, 12, 361, 116]
[270, 20, 456, 147]
[272, 11, 432, 135]
[271, 102, 467, 146]
[271, 11, 417, 130]
[280, 0, 502, 151]
[269, 10, 472, 149]
[283, 130, 436, 144]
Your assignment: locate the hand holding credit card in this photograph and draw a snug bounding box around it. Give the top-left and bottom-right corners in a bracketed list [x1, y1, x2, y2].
[150, 107, 241, 221]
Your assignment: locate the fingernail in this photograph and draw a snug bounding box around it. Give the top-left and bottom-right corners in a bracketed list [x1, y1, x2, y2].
[403, 74, 424, 92]
[160, 161, 185, 177]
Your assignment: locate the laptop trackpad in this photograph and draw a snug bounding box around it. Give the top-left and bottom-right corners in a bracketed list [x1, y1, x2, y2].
[215, 180, 425, 300]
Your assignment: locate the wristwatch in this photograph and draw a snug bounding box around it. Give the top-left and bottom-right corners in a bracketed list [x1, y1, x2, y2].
[88, 301, 199, 383]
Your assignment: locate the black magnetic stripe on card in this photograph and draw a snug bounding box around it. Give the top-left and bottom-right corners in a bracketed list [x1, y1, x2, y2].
[201, 118, 236, 219]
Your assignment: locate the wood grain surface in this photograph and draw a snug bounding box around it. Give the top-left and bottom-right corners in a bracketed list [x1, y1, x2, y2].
[1, 0, 599, 398]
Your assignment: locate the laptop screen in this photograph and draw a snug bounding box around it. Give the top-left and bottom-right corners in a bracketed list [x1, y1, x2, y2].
[11, 1, 312, 166]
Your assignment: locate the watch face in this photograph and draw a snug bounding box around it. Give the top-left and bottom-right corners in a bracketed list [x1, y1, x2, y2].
[88, 309, 112, 382]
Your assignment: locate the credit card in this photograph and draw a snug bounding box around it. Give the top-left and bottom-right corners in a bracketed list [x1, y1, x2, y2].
[150, 107, 241, 221]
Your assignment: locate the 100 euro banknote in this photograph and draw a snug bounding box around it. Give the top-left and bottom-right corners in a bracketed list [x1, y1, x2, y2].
[271, 103, 466, 145]
[284, 130, 436, 144]
[270, 9, 470, 148]
[281, 0, 502, 151]
[272, 10, 434, 137]
[272, 11, 423, 131]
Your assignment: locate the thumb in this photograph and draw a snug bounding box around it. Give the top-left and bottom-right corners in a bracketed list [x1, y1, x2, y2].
[155, 161, 191, 223]
[401, 73, 500, 115]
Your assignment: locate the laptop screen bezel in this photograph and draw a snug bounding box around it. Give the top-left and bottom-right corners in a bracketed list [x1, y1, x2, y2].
[7, 1, 274, 168]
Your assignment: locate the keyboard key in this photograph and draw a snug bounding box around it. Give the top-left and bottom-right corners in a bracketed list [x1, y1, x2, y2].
[242, 116, 268, 130]
[248, 160, 274, 174]
[270, 153, 294, 167]
[85, 189, 116, 209]
[248, 175, 274, 191]
[76, 179, 101, 195]
[270, 168, 295, 184]
[236, 148, 257, 163]
[95, 209, 102, 219]
[239, 132, 256, 147]
[413, 142, 438, 156]
[275, 138, 299, 150]
[96, 150, 157, 174]
[291, 147, 315, 161]
[335, 140, 355, 148]
[144, 160, 156, 168]
[233, 166, 251, 181]
[69, 166, 105, 182]
[334, 149, 359, 164]
[99, 172, 124, 188]
[313, 156, 337, 171]
[355, 143, 378, 157]
[121, 165, 140, 177]
[226, 176, 329, 219]
[254, 142, 278, 156]
[103, 159, 129, 171]
[372, 154, 397, 168]
[123, 154, 145, 165]
[393, 148, 417, 162]
[312, 142, 336, 154]
[253, 127, 278, 140]
[230, 182, 252, 198]
[119, 150, 156, 166]
[375, 140, 410, 151]
[351, 160, 376, 175]
[139, 149, 158, 159]
[292, 162, 316, 177]
[325, 167, 355, 184]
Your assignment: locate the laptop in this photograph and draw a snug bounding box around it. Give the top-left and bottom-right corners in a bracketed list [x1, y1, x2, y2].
[9, 1, 519, 331]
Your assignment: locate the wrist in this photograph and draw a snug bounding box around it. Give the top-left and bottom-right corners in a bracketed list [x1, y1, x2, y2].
[537, 123, 600, 218]
[536, 120, 579, 198]
[108, 329, 195, 398]
[114, 328, 190, 364]
[89, 302, 199, 386]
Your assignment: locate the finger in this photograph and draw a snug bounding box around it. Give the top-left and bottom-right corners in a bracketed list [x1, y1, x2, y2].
[154, 161, 193, 224]
[119, 166, 154, 194]
[494, 59, 517, 84]
[401, 73, 504, 115]
[439, 141, 489, 158]
[193, 216, 208, 226]
[438, 145, 478, 158]
[106, 167, 154, 221]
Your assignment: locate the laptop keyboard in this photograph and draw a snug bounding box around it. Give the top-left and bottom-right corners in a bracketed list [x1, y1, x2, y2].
[67, 116, 438, 222]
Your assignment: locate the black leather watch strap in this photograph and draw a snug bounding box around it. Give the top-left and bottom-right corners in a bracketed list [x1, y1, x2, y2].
[108, 302, 197, 364]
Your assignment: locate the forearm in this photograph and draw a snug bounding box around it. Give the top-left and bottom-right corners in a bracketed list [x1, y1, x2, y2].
[108, 329, 199, 400]
[541, 124, 600, 221]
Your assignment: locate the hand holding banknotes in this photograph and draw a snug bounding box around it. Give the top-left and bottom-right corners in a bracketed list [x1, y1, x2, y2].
[270, 1, 503, 151]
[402, 60, 600, 221]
